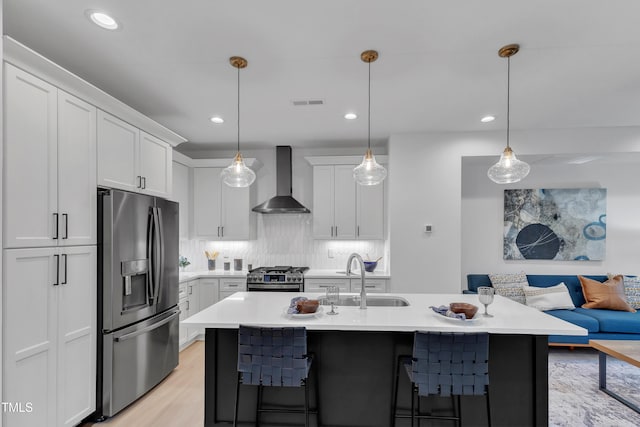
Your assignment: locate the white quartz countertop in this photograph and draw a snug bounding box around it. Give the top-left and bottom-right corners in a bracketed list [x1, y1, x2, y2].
[305, 269, 390, 279]
[179, 269, 391, 283]
[182, 291, 587, 335]
[179, 270, 249, 283]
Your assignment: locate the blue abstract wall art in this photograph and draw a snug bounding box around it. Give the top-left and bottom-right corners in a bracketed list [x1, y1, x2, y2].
[503, 188, 607, 261]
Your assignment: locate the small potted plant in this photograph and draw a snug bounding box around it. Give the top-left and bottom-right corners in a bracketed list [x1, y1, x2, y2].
[178, 256, 191, 272]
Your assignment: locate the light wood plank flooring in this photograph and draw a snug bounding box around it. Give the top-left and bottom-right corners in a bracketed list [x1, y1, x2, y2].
[83, 341, 205, 427]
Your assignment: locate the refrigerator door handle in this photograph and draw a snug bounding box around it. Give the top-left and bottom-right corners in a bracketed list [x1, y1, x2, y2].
[146, 209, 155, 306]
[114, 309, 180, 342]
[152, 207, 164, 306]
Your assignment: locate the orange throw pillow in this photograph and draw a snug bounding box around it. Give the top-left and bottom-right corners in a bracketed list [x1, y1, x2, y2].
[579, 275, 636, 312]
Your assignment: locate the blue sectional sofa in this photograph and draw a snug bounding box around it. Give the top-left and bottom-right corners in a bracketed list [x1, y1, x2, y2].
[466, 274, 640, 345]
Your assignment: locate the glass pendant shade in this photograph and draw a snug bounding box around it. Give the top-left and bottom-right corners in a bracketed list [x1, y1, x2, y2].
[221, 152, 256, 187]
[354, 149, 387, 186]
[487, 146, 530, 184]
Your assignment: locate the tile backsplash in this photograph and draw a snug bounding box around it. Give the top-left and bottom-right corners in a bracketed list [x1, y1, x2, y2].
[179, 214, 388, 272]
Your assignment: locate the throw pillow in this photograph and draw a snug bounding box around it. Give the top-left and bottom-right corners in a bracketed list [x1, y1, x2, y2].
[622, 276, 640, 310]
[488, 272, 528, 304]
[579, 275, 636, 312]
[522, 283, 575, 311]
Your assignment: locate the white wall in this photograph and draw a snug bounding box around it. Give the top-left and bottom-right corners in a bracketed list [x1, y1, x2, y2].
[388, 127, 640, 293]
[462, 157, 640, 282]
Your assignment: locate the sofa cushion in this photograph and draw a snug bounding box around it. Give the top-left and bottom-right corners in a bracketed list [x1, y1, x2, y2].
[523, 283, 575, 311]
[579, 275, 636, 312]
[467, 274, 609, 306]
[622, 276, 640, 309]
[573, 307, 640, 334]
[489, 272, 528, 304]
[546, 309, 600, 333]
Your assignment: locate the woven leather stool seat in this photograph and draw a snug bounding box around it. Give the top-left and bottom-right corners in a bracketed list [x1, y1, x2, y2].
[233, 325, 319, 426]
[392, 331, 491, 426]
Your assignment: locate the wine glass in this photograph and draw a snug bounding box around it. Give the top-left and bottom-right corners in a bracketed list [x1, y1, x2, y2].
[326, 286, 339, 315]
[478, 287, 495, 317]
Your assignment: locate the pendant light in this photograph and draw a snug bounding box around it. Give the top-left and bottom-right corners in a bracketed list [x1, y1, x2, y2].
[487, 44, 530, 184]
[353, 50, 387, 186]
[221, 56, 256, 187]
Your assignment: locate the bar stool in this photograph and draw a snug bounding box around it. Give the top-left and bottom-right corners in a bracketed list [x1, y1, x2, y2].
[233, 325, 320, 427]
[392, 331, 491, 426]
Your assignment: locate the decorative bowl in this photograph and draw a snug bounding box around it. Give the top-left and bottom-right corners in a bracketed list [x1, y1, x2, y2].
[449, 302, 478, 319]
[296, 299, 320, 314]
[364, 261, 377, 272]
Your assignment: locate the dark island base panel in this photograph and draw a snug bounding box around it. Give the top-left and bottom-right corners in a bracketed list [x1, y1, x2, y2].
[205, 329, 548, 427]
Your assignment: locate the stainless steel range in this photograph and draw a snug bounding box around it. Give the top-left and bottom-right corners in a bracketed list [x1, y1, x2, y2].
[246, 266, 309, 291]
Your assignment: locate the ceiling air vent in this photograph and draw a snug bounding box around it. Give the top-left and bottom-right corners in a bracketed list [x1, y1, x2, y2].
[292, 99, 325, 106]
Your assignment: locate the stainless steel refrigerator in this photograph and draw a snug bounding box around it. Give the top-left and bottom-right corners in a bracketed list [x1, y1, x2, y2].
[95, 188, 180, 420]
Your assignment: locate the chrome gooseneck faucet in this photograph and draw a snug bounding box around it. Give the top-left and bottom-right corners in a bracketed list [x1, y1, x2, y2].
[346, 253, 367, 309]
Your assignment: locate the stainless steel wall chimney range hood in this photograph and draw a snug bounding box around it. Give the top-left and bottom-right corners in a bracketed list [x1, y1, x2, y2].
[252, 146, 311, 214]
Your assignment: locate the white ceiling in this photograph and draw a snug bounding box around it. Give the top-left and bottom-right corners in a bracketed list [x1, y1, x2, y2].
[5, 1, 640, 154]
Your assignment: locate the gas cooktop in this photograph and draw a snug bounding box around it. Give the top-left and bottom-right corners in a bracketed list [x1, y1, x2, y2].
[246, 266, 309, 291]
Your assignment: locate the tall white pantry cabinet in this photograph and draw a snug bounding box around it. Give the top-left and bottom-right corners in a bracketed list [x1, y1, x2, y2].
[3, 62, 97, 426]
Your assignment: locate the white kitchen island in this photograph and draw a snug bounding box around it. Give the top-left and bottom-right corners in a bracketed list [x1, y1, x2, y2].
[183, 292, 586, 427]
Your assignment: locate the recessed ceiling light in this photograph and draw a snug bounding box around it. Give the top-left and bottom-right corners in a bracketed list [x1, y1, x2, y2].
[210, 116, 224, 124]
[86, 10, 120, 30]
[344, 113, 357, 120]
[481, 115, 496, 123]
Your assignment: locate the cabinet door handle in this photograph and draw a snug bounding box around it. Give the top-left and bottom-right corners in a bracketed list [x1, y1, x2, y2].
[142, 176, 146, 189]
[357, 225, 360, 237]
[61, 254, 68, 285]
[221, 226, 224, 237]
[53, 254, 60, 286]
[137, 176, 142, 188]
[335, 226, 338, 236]
[330, 226, 333, 237]
[188, 285, 193, 295]
[53, 213, 59, 239]
[217, 226, 220, 237]
[62, 214, 69, 239]
[186, 300, 190, 311]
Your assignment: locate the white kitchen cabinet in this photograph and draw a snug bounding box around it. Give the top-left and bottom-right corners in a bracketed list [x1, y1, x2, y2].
[179, 279, 203, 348]
[350, 278, 389, 293]
[312, 164, 383, 240]
[185, 280, 200, 342]
[304, 278, 351, 294]
[178, 296, 190, 349]
[193, 167, 253, 240]
[172, 160, 190, 239]
[199, 278, 219, 311]
[96, 110, 138, 192]
[312, 165, 356, 239]
[139, 131, 173, 197]
[97, 110, 172, 198]
[3, 63, 96, 249]
[219, 278, 246, 300]
[356, 182, 385, 239]
[3, 246, 96, 427]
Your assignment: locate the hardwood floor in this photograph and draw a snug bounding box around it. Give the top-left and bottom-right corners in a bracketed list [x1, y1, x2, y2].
[83, 341, 205, 427]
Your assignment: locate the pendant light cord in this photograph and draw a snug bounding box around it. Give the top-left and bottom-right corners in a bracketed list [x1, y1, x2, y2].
[237, 66, 241, 153]
[367, 60, 371, 150]
[506, 56, 511, 149]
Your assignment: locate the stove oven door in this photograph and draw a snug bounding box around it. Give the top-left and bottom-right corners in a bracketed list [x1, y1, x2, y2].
[246, 283, 302, 292]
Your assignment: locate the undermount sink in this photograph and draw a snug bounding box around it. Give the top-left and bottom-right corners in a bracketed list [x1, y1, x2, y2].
[317, 295, 410, 307]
